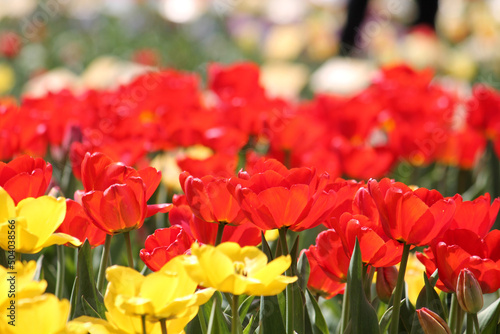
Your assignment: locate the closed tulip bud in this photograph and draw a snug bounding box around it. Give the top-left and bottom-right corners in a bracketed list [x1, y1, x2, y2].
[376, 266, 398, 303]
[417, 308, 451, 334]
[456, 268, 483, 314]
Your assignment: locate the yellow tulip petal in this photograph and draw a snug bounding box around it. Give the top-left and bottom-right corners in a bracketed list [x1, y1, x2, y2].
[217, 274, 251, 295]
[66, 315, 126, 334]
[246, 275, 298, 296]
[251, 255, 292, 285]
[16, 196, 66, 242]
[0, 218, 39, 253]
[0, 187, 15, 222]
[157, 288, 215, 319]
[9, 294, 69, 334]
[104, 309, 161, 334]
[165, 306, 198, 334]
[191, 243, 234, 287]
[36, 232, 82, 252]
[0, 261, 47, 307]
[115, 295, 154, 316]
[106, 266, 144, 297]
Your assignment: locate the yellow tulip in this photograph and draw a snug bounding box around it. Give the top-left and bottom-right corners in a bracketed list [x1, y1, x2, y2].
[2, 294, 70, 334]
[65, 316, 129, 334]
[0, 261, 47, 307]
[99, 257, 214, 334]
[183, 242, 297, 296]
[0, 187, 81, 254]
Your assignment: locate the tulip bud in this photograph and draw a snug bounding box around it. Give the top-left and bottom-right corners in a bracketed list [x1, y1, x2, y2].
[376, 266, 398, 303]
[456, 268, 483, 314]
[417, 308, 451, 334]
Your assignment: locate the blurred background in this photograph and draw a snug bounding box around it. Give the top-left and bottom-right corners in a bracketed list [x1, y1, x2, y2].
[1, 0, 500, 99]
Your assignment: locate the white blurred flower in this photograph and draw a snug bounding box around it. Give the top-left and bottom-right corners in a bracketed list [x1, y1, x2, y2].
[260, 61, 308, 99]
[0, 0, 36, 19]
[265, 0, 308, 24]
[158, 0, 205, 23]
[310, 58, 375, 95]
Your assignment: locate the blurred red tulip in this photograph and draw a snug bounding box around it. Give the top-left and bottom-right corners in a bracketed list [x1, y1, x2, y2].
[0, 155, 52, 204]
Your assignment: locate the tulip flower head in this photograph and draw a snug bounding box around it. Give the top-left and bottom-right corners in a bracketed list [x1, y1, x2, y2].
[183, 242, 297, 296]
[228, 159, 337, 231]
[0, 187, 81, 254]
[80, 152, 172, 234]
[416, 307, 451, 334]
[457, 268, 483, 314]
[101, 257, 214, 334]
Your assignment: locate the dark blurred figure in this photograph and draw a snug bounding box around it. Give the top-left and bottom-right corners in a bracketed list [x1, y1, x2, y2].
[339, 0, 439, 56]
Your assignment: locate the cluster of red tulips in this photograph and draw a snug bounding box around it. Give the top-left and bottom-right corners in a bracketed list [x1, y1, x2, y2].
[1, 62, 500, 333]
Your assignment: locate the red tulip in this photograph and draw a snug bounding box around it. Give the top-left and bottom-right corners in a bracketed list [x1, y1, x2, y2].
[306, 229, 350, 283]
[368, 178, 455, 246]
[56, 197, 106, 247]
[416, 308, 451, 334]
[139, 225, 194, 271]
[376, 266, 398, 303]
[329, 212, 403, 267]
[169, 194, 261, 247]
[456, 268, 483, 314]
[179, 172, 246, 225]
[80, 152, 171, 234]
[303, 249, 345, 299]
[419, 229, 500, 294]
[449, 193, 500, 238]
[228, 159, 337, 231]
[0, 155, 52, 204]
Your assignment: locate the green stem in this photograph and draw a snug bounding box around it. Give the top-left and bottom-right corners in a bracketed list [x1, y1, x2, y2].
[15, 252, 21, 262]
[472, 313, 480, 334]
[198, 305, 207, 334]
[389, 243, 411, 334]
[141, 315, 147, 334]
[278, 228, 289, 256]
[363, 265, 375, 302]
[449, 293, 458, 333]
[466, 313, 473, 334]
[97, 234, 113, 293]
[231, 294, 241, 334]
[215, 222, 225, 246]
[55, 245, 65, 299]
[456, 305, 465, 334]
[278, 228, 294, 334]
[339, 285, 350, 334]
[124, 231, 134, 269]
[160, 319, 168, 334]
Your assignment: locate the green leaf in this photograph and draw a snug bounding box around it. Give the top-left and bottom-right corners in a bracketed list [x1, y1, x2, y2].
[348, 239, 380, 334]
[259, 294, 285, 334]
[243, 315, 255, 334]
[305, 289, 329, 334]
[478, 298, 500, 334]
[400, 297, 417, 334]
[289, 282, 306, 334]
[239, 295, 256, 320]
[379, 304, 394, 333]
[289, 234, 300, 276]
[415, 273, 446, 320]
[261, 232, 274, 262]
[207, 292, 230, 334]
[297, 251, 310, 293]
[71, 240, 106, 319]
